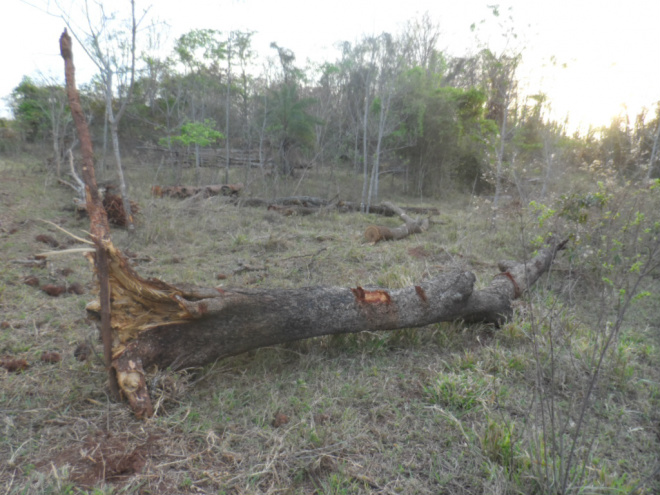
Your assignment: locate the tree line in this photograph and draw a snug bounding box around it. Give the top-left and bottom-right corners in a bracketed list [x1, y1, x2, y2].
[5, 10, 660, 208]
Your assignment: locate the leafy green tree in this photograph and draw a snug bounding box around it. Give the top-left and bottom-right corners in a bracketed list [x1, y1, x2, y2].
[512, 94, 571, 199]
[267, 84, 320, 175]
[160, 119, 224, 181]
[334, 33, 412, 210]
[174, 29, 227, 74]
[308, 61, 344, 175]
[599, 114, 633, 173]
[10, 76, 73, 175]
[258, 43, 321, 176]
[480, 48, 521, 209]
[11, 77, 47, 142]
[400, 85, 493, 196]
[270, 42, 304, 85]
[0, 118, 20, 153]
[167, 29, 230, 181]
[170, 29, 227, 135]
[166, 119, 224, 148]
[223, 31, 255, 183]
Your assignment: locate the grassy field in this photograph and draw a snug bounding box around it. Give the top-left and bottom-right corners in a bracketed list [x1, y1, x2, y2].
[1, 152, 659, 494]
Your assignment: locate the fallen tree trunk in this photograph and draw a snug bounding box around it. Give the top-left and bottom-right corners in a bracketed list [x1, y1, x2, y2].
[229, 197, 440, 217]
[151, 183, 243, 198]
[338, 201, 440, 217]
[364, 202, 430, 243]
[266, 204, 319, 216]
[84, 237, 567, 418]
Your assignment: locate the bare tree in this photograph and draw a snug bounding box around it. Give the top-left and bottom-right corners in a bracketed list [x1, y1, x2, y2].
[233, 31, 256, 185]
[58, 0, 150, 231]
[224, 35, 233, 184]
[37, 74, 73, 177]
[403, 12, 442, 74]
[338, 34, 411, 212]
[647, 110, 660, 180]
[483, 49, 519, 213]
[172, 28, 226, 181]
[366, 33, 410, 210]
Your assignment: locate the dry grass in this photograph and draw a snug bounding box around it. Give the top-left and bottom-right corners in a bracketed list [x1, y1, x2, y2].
[1, 153, 659, 494]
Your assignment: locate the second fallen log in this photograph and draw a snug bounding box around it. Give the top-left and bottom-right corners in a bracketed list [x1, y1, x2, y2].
[151, 183, 244, 199]
[364, 202, 430, 243]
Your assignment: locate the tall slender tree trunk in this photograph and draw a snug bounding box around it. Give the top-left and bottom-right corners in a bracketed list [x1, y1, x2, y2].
[541, 138, 553, 199]
[367, 90, 393, 210]
[51, 123, 62, 178]
[195, 143, 201, 184]
[352, 124, 359, 173]
[104, 70, 134, 232]
[360, 86, 370, 212]
[647, 118, 660, 180]
[492, 98, 509, 230]
[100, 110, 108, 173]
[109, 120, 134, 232]
[367, 124, 382, 211]
[493, 108, 507, 210]
[225, 44, 232, 184]
[242, 70, 251, 186]
[258, 86, 268, 175]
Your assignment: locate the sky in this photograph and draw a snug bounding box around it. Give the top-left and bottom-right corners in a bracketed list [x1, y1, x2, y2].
[3, 0, 660, 133]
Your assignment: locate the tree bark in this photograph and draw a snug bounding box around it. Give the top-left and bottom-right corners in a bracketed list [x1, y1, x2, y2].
[60, 29, 120, 400]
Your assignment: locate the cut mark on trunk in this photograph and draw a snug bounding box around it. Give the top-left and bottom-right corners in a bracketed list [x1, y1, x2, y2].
[351, 286, 392, 304]
[415, 285, 428, 303]
[198, 301, 208, 316]
[495, 271, 521, 298]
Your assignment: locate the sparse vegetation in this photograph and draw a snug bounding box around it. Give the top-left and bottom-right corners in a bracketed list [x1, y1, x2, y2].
[1, 152, 658, 494]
